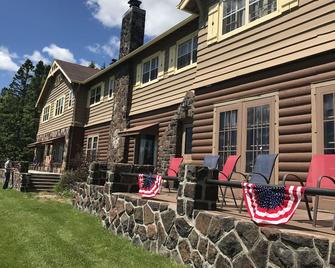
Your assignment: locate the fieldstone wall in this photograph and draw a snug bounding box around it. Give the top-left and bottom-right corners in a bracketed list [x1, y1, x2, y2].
[107, 68, 131, 165]
[157, 91, 195, 173]
[73, 182, 335, 268]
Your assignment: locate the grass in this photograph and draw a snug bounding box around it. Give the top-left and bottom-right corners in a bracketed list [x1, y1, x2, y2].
[0, 187, 182, 268]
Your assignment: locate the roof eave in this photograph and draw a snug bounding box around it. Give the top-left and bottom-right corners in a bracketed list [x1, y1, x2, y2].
[82, 14, 199, 84]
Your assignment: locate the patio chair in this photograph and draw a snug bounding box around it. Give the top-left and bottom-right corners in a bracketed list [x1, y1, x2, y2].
[218, 155, 241, 208]
[163, 157, 184, 192]
[203, 155, 220, 170]
[239, 154, 279, 213]
[282, 154, 335, 229]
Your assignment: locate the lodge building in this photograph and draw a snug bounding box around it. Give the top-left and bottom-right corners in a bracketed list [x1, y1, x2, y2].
[32, 0, 335, 208]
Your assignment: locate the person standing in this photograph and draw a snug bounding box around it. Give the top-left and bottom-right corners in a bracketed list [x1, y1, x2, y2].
[3, 158, 12, 189]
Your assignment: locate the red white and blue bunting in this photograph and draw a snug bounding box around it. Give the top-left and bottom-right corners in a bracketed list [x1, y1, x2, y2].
[138, 174, 163, 198]
[242, 182, 305, 225]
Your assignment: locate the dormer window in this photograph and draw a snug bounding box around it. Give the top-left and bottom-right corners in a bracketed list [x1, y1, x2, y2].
[222, 0, 277, 34]
[55, 74, 62, 86]
[177, 36, 198, 70]
[142, 57, 159, 84]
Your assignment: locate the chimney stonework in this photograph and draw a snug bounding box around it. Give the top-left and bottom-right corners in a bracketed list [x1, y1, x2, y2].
[119, 2, 146, 58]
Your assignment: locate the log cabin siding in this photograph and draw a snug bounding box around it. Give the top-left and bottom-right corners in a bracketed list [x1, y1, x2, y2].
[195, 0, 335, 89]
[129, 19, 198, 116]
[83, 122, 110, 163]
[37, 78, 74, 136]
[192, 51, 335, 182]
[127, 105, 179, 164]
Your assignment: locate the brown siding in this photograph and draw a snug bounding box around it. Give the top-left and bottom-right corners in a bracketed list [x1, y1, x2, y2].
[192, 51, 335, 182]
[37, 78, 74, 136]
[83, 122, 110, 163]
[86, 81, 114, 127]
[127, 105, 179, 164]
[195, 0, 335, 88]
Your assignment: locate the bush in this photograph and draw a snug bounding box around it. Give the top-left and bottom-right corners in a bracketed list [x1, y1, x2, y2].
[55, 167, 88, 193]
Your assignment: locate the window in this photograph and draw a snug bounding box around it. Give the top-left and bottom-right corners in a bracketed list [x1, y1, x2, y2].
[109, 78, 115, 98]
[55, 74, 62, 86]
[89, 85, 102, 106]
[42, 105, 51, 122]
[313, 84, 335, 154]
[222, 0, 277, 34]
[177, 36, 198, 70]
[52, 142, 64, 163]
[68, 90, 73, 108]
[214, 96, 276, 172]
[142, 57, 159, 84]
[87, 136, 98, 161]
[138, 135, 156, 165]
[323, 93, 335, 154]
[54, 96, 65, 116]
[183, 124, 193, 155]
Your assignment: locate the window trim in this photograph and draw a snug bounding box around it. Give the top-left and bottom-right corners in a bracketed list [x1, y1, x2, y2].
[108, 77, 115, 100]
[175, 31, 198, 74]
[42, 104, 51, 123]
[213, 93, 279, 182]
[54, 95, 65, 118]
[141, 52, 160, 85]
[88, 82, 103, 107]
[86, 135, 99, 161]
[218, 0, 281, 41]
[311, 80, 335, 154]
[182, 123, 193, 156]
[68, 90, 74, 108]
[55, 74, 62, 86]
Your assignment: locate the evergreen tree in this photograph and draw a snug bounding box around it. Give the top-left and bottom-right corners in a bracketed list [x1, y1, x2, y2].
[88, 61, 96, 69]
[0, 60, 50, 162]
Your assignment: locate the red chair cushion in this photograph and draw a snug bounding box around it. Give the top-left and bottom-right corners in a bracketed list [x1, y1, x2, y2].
[219, 155, 240, 181]
[306, 154, 335, 189]
[167, 157, 184, 177]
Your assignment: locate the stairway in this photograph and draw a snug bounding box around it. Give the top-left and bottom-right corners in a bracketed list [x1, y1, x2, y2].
[26, 172, 61, 192]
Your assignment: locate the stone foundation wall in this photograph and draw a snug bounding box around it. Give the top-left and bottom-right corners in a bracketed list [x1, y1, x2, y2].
[73, 182, 335, 268]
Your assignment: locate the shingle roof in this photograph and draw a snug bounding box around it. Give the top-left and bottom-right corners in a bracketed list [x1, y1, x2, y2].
[55, 60, 100, 82]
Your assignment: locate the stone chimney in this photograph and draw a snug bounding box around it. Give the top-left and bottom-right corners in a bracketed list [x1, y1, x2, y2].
[119, 0, 146, 59]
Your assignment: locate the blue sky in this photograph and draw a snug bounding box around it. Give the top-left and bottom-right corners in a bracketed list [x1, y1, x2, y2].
[0, 0, 188, 89]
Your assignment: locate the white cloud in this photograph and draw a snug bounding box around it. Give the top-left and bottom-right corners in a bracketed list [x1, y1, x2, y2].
[0, 46, 19, 72]
[42, 44, 76, 63]
[87, 36, 120, 58]
[86, 0, 188, 37]
[23, 50, 50, 64]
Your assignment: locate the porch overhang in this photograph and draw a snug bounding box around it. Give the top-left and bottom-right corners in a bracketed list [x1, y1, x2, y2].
[27, 142, 42, 148]
[119, 123, 158, 137]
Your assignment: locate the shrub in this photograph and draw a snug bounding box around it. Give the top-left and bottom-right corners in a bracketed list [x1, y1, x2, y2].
[55, 167, 88, 193]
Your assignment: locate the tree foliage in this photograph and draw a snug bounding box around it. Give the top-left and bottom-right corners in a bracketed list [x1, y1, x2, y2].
[0, 59, 50, 162]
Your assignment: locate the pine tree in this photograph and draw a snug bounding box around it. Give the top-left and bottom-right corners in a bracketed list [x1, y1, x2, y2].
[0, 60, 50, 162]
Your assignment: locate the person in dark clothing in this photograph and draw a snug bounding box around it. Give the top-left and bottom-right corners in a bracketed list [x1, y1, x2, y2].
[3, 158, 12, 189]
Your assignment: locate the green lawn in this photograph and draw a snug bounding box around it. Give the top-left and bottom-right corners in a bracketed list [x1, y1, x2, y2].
[0, 188, 182, 268]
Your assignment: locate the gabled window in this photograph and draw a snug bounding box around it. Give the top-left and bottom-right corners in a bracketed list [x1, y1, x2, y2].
[86, 136, 98, 161]
[54, 96, 65, 117]
[177, 36, 198, 70]
[55, 74, 62, 86]
[89, 84, 102, 106]
[108, 77, 115, 99]
[42, 105, 51, 122]
[142, 57, 159, 84]
[222, 0, 277, 34]
[68, 90, 73, 108]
